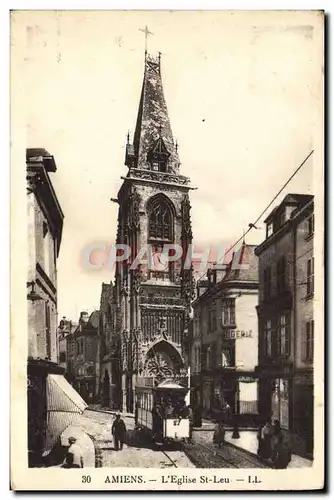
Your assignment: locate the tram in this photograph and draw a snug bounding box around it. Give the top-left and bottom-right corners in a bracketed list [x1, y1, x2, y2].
[135, 376, 190, 446]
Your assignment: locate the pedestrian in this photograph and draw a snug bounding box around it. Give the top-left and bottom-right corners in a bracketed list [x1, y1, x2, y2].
[112, 413, 127, 451]
[222, 400, 232, 423]
[257, 417, 273, 460]
[213, 420, 225, 449]
[270, 420, 292, 469]
[187, 405, 194, 444]
[193, 403, 202, 428]
[165, 398, 174, 418]
[62, 437, 84, 468]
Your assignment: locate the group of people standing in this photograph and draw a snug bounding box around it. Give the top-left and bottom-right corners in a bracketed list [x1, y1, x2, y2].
[257, 418, 292, 469]
[151, 398, 194, 443]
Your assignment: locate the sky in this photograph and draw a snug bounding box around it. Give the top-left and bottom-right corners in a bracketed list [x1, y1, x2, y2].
[16, 10, 321, 319]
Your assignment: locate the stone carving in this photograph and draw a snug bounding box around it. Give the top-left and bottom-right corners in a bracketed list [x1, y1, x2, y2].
[131, 268, 142, 295]
[180, 270, 196, 302]
[120, 278, 129, 296]
[128, 168, 190, 186]
[139, 292, 186, 307]
[181, 194, 193, 241]
[144, 355, 173, 379]
[121, 329, 129, 371]
[128, 186, 141, 230]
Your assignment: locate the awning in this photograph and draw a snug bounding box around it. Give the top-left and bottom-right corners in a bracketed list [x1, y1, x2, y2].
[44, 375, 88, 453]
[47, 374, 87, 412]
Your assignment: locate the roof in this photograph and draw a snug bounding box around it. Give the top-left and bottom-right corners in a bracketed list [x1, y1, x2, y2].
[26, 148, 57, 172]
[155, 380, 187, 390]
[130, 53, 180, 174]
[223, 242, 258, 283]
[264, 194, 314, 223]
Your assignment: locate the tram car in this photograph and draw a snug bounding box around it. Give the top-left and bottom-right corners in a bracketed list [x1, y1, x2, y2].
[135, 377, 190, 446]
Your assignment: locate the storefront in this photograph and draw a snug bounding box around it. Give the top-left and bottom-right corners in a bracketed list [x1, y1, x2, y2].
[28, 359, 87, 467]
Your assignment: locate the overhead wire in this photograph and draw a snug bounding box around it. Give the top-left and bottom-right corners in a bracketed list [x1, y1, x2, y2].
[196, 149, 314, 282]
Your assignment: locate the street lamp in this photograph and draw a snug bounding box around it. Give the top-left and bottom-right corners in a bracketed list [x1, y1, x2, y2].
[27, 281, 43, 302]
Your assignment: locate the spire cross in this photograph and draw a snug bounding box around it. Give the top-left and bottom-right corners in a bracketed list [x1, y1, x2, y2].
[139, 25, 154, 54]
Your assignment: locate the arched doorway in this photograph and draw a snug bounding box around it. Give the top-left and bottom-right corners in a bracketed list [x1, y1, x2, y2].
[144, 340, 184, 380]
[102, 370, 110, 408]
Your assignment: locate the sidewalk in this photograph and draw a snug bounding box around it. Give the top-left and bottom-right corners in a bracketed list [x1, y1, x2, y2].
[88, 404, 134, 419]
[224, 430, 313, 468]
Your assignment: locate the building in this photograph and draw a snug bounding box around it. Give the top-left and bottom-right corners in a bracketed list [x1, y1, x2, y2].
[27, 148, 87, 466]
[255, 193, 314, 459]
[57, 316, 77, 371]
[191, 242, 259, 423]
[98, 282, 120, 409]
[66, 311, 100, 403]
[113, 53, 194, 412]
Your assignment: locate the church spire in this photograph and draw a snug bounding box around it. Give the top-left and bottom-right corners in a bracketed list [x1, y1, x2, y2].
[125, 53, 180, 175]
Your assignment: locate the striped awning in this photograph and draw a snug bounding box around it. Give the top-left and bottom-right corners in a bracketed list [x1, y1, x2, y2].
[44, 375, 88, 453]
[47, 374, 87, 412]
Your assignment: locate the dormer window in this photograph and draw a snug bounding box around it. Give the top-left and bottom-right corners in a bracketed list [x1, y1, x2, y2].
[147, 135, 170, 173]
[267, 222, 273, 238]
[279, 210, 286, 227]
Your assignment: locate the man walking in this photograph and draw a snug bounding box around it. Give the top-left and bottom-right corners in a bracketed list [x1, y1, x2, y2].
[112, 413, 127, 451]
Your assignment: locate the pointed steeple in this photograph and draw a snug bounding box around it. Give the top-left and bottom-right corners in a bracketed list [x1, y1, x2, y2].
[125, 53, 180, 174]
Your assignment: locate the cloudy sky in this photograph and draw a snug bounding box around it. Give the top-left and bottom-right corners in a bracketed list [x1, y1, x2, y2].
[15, 10, 321, 319]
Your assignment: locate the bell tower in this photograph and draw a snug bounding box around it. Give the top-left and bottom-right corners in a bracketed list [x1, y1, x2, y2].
[115, 53, 194, 412]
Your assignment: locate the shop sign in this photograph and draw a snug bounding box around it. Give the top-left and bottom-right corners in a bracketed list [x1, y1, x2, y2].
[238, 376, 256, 383]
[222, 329, 253, 340]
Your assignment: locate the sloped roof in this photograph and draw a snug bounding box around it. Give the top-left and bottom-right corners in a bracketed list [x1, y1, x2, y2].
[26, 148, 57, 172]
[222, 242, 258, 283]
[88, 310, 100, 329]
[264, 194, 314, 223]
[132, 54, 180, 174]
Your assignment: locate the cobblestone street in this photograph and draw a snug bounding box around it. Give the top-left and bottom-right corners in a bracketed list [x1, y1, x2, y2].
[78, 410, 268, 469]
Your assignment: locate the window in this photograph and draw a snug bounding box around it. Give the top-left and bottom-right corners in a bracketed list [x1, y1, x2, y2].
[222, 299, 236, 326]
[59, 352, 66, 363]
[45, 302, 51, 359]
[148, 200, 173, 240]
[306, 257, 314, 296]
[278, 314, 290, 356]
[264, 319, 273, 356]
[209, 300, 217, 332]
[264, 266, 272, 300]
[277, 257, 287, 294]
[306, 214, 315, 238]
[304, 320, 314, 362]
[271, 378, 289, 429]
[267, 222, 273, 238]
[197, 346, 201, 372]
[152, 162, 159, 171]
[278, 210, 286, 227]
[43, 221, 51, 277]
[76, 339, 84, 355]
[221, 347, 234, 367]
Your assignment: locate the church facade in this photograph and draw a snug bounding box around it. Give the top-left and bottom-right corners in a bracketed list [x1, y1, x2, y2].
[114, 53, 194, 412]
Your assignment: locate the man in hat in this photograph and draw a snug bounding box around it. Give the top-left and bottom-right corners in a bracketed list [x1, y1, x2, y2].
[112, 413, 127, 451]
[62, 437, 84, 468]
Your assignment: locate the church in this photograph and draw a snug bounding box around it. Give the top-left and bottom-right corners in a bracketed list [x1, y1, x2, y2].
[112, 52, 194, 412]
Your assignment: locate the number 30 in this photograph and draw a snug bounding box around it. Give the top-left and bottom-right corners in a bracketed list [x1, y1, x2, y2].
[82, 476, 91, 483]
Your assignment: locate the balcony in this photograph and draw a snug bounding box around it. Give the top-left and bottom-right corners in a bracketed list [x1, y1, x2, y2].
[148, 270, 172, 281]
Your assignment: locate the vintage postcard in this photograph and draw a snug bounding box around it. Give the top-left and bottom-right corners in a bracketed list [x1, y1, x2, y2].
[10, 10, 324, 491]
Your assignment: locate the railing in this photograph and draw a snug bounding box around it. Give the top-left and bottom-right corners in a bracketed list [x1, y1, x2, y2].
[148, 270, 171, 281]
[136, 376, 155, 388]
